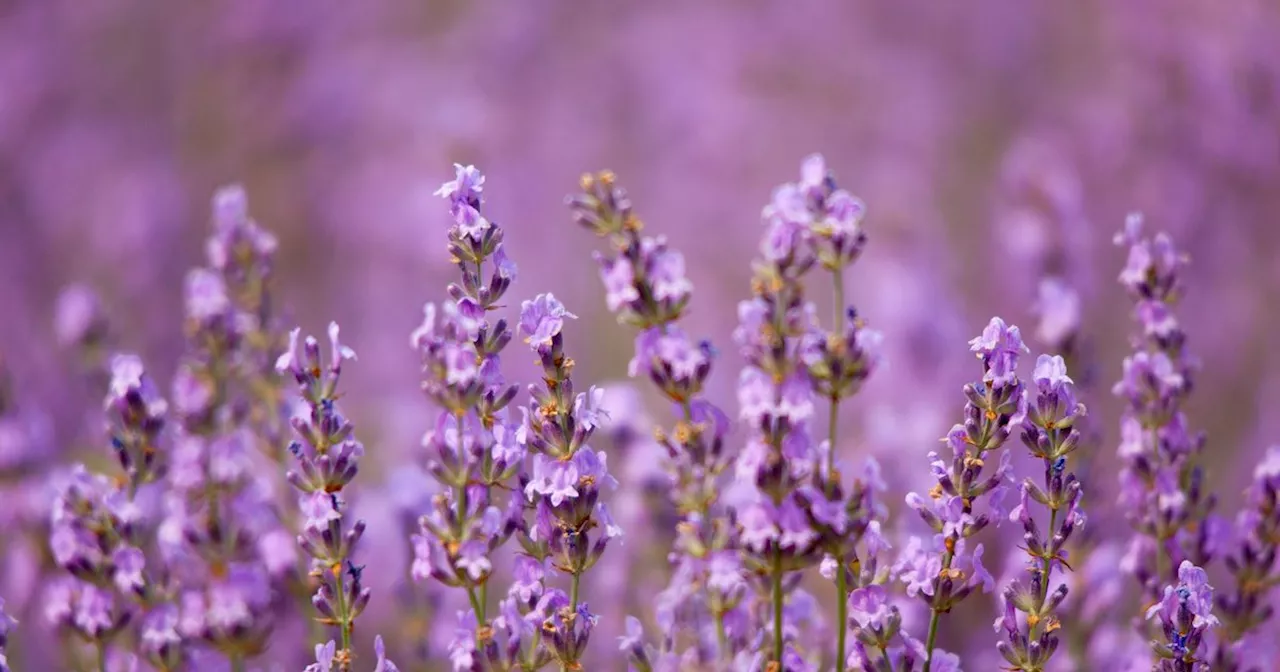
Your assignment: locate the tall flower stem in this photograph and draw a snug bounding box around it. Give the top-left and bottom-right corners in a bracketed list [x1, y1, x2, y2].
[828, 265, 848, 672]
[921, 550, 954, 672]
[772, 551, 785, 663]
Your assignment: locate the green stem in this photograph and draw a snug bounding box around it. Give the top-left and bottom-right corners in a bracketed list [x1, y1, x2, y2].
[570, 572, 581, 612]
[715, 611, 729, 657]
[95, 641, 107, 672]
[836, 564, 849, 672]
[772, 551, 785, 664]
[827, 269, 845, 488]
[231, 654, 247, 672]
[921, 551, 954, 672]
[335, 569, 352, 659]
[465, 585, 484, 620]
[830, 263, 849, 672]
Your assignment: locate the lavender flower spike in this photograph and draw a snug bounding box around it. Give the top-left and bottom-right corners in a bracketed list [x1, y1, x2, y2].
[906, 317, 1021, 672]
[1147, 561, 1217, 671]
[995, 354, 1087, 672]
[516, 292, 620, 671]
[413, 163, 524, 670]
[1210, 445, 1280, 670]
[1112, 213, 1216, 605]
[570, 171, 740, 666]
[279, 322, 370, 670]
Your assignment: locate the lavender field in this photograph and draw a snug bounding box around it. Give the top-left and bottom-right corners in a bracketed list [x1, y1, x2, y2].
[2, 2, 1280, 671]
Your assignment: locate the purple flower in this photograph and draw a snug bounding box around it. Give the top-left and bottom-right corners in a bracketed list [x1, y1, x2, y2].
[374, 635, 399, 672]
[455, 540, 492, 581]
[1146, 560, 1217, 629]
[73, 584, 114, 637]
[305, 640, 336, 672]
[648, 247, 692, 303]
[600, 255, 640, 311]
[434, 163, 485, 204]
[111, 546, 145, 594]
[519, 293, 577, 350]
[447, 610, 478, 671]
[846, 585, 892, 628]
[968, 317, 1029, 388]
[524, 454, 579, 506]
[300, 491, 341, 531]
[183, 268, 230, 322]
[1033, 277, 1081, 348]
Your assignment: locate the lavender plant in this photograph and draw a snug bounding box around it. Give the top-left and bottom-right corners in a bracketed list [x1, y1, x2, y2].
[1113, 214, 1219, 602]
[277, 322, 371, 670]
[1147, 561, 1217, 671]
[48, 354, 169, 670]
[8, 151, 1280, 672]
[900, 317, 1017, 670]
[570, 171, 742, 667]
[995, 354, 1087, 671]
[408, 164, 526, 669]
[1210, 446, 1280, 670]
[162, 188, 298, 670]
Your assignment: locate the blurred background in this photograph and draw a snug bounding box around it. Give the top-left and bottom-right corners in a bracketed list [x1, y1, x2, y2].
[2, 0, 1280, 669]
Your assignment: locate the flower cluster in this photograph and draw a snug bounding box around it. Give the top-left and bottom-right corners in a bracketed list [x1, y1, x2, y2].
[731, 155, 886, 669]
[996, 354, 1088, 671]
[1147, 561, 1217, 670]
[900, 317, 1022, 670]
[571, 171, 742, 667]
[15, 154, 1280, 672]
[510, 292, 620, 669]
[1113, 214, 1218, 602]
[47, 355, 169, 667]
[409, 164, 529, 670]
[1210, 446, 1280, 669]
[278, 323, 373, 670]
[161, 188, 296, 668]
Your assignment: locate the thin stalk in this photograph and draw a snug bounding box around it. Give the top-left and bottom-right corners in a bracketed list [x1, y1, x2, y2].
[231, 654, 247, 672]
[570, 572, 581, 612]
[921, 551, 954, 672]
[95, 641, 107, 672]
[715, 611, 729, 656]
[772, 551, 785, 664]
[829, 266, 850, 671]
[836, 565, 849, 672]
[827, 269, 845, 486]
[335, 568, 352, 660]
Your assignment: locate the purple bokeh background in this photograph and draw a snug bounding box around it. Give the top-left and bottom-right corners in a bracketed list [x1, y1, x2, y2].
[2, 1, 1279, 669]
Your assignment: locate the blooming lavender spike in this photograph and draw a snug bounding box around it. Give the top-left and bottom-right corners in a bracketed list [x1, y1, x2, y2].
[764, 154, 886, 672]
[280, 322, 370, 670]
[1209, 445, 1280, 670]
[1147, 561, 1217, 670]
[906, 317, 1021, 672]
[731, 159, 853, 669]
[513, 292, 620, 670]
[570, 170, 742, 665]
[995, 354, 1088, 671]
[1112, 213, 1216, 606]
[105, 353, 168, 494]
[411, 164, 527, 668]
